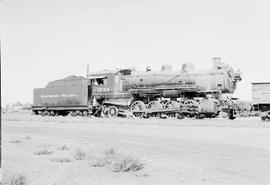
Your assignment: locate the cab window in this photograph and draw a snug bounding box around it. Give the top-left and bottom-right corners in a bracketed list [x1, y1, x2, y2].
[92, 77, 106, 86]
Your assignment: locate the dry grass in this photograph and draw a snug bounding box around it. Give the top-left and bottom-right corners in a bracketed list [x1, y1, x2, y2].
[52, 179, 77, 185]
[9, 140, 21, 144]
[88, 148, 118, 167]
[33, 148, 53, 155]
[4, 118, 21, 122]
[103, 148, 119, 164]
[111, 156, 144, 172]
[2, 173, 29, 185]
[88, 156, 106, 167]
[24, 136, 31, 140]
[57, 144, 69, 151]
[88, 147, 144, 172]
[134, 172, 149, 177]
[74, 149, 86, 160]
[53, 182, 76, 185]
[51, 157, 72, 163]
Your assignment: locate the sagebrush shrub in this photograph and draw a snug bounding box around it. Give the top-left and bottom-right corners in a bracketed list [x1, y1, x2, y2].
[74, 149, 86, 160]
[111, 156, 144, 172]
[33, 149, 53, 155]
[2, 174, 28, 185]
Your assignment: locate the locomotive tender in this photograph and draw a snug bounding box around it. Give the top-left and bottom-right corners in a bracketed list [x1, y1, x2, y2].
[32, 58, 242, 119]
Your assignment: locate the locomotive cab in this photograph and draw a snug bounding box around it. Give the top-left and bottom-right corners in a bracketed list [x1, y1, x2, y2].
[87, 69, 132, 105]
[87, 69, 132, 94]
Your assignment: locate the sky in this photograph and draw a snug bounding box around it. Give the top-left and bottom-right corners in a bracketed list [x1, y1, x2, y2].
[1, 0, 270, 105]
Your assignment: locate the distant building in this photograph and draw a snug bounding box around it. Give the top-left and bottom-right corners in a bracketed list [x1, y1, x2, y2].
[252, 82, 270, 111]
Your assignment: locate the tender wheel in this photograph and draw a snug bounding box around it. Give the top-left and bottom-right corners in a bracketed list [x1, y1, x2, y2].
[50, 111, 55, 116]
[75, 111, 82, 116]
[68, 111, 76, 117]
[83, 111, 88, 117]
[42, 110, 49, 116]
[130, 101, 146, 118]
[40, 111, 46, 116]
[107, 106, 118, 117]
[32, 110, 38, 115]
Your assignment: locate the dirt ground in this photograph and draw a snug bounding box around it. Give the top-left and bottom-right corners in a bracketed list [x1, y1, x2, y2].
[2, 111, 270, 185]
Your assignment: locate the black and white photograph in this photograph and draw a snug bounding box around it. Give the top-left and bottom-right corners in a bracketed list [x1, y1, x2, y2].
[1, 0, 270, 184]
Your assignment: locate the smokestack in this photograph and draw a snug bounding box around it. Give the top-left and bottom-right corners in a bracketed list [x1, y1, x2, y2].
[86, 64, 89, 77]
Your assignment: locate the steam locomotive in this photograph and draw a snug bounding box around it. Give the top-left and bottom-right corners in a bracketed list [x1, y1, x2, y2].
[32, 58, 242, 119]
